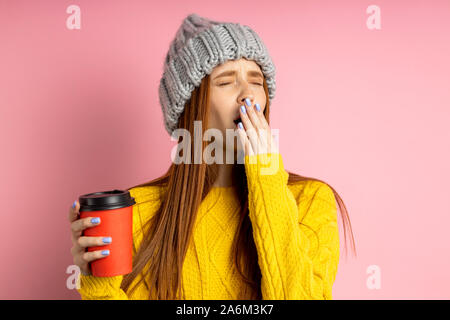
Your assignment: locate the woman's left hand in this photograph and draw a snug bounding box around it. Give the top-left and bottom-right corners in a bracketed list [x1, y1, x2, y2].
[236, 101, 279, 157]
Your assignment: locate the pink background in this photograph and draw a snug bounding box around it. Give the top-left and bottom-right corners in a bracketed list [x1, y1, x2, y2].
[0, 0, 449, 299]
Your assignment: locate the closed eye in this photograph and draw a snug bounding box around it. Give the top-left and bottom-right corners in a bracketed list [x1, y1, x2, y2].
[218, 83, 263, 86]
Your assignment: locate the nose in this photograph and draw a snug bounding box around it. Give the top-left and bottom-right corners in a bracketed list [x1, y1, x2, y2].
[239, 96, 254, 107]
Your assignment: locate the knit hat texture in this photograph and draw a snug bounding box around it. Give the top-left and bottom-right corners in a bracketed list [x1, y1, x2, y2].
[159, 13, 276, 136]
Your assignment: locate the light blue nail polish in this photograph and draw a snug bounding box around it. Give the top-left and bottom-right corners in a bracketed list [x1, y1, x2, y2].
[101, 250, 110, 256]
[240, 105, 246, 114]
[238, 122, 243, 129]
[72, 201, 76, 209]
[245, 98, 251, 106]
[91, 217, 100, 224]
[255, 103, 261, 112]
[102, 237, 112, 244]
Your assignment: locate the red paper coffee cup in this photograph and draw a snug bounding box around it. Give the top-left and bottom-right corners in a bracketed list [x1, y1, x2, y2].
[79, 189, 135, 277]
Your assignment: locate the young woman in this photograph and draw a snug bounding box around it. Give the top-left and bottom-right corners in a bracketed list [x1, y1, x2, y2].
[69, 13, 356, 300]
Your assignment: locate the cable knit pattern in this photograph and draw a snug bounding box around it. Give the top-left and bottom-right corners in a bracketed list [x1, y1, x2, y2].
[244, 153, 339, 299]
[77, 153, 340, 300]
[159, 13, 276, 136]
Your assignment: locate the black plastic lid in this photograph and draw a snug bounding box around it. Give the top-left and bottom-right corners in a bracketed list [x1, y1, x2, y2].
[79, 189, 135, 212]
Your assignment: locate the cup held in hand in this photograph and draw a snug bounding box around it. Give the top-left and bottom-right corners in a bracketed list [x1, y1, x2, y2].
[79, 189, 135, 277]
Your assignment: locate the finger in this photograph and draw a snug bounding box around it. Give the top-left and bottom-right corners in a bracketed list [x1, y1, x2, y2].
[247, 127, 260, 155]
[254, 103, 275, 154]
[254, 103, 272, 152]
[77, 236, 112, 249]
[71, 232, 80, 247]
[239, 106, 259, 149]
[254, 103, 270, 131]
[73, 255, 89, 272]
[72, 255, 92, 276]
[71, 216, 101, 235]
[244, 101, 262, 132]
[256, 128, 269, 154]
[259, 122, 278, 154]
[239, 105, 254, 133]
[269, 131, 279, 153]
[68, 200, 79, 223]
[236, 123, 254, 156]
[240, 105, 262, 153]
[236, 123, 248, 154]
[235, 123, 246, 152]
[82, 249, 110, 263]
[71, 244, 83, 256]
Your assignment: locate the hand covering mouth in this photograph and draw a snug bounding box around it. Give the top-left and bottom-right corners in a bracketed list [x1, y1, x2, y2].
[233, 116, 242, 125]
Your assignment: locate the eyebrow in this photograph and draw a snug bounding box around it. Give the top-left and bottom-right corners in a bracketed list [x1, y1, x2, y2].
[212, 70, 264, 80]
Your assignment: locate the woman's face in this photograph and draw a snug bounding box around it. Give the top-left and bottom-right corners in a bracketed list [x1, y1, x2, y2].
[208, 58, 267, 152]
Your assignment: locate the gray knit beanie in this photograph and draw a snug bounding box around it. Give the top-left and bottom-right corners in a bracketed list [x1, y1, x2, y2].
[159, 13, 277, 136]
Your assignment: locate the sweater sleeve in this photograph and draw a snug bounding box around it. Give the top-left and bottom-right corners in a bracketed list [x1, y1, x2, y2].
[77, 273, 128, 300]
[244, 152, 340, 300]
[76, 188, 145, 300]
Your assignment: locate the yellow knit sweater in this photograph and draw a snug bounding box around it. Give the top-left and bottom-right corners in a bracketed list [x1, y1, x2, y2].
[77, 153, 340, 300]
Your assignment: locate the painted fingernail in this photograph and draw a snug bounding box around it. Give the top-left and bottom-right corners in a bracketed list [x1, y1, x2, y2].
[102, 237, 112, 244]
[72, 201, 76, 209]
[101, 250, 110, 256]
[238, 122, 243, 129]
[240, 105, 246, 114]
[91, 217, 100, 224]
[255, 103, 261, 112]
[245, 98, 251, 107]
